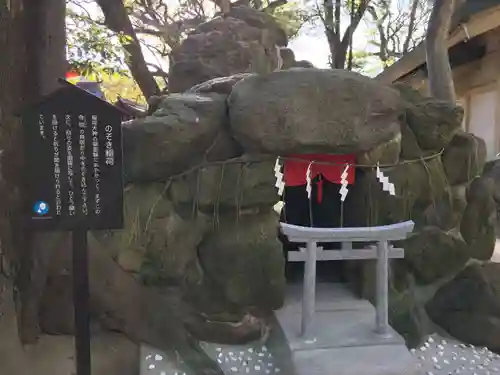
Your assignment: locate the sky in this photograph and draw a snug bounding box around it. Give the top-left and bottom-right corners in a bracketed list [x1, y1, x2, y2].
[289, 19, 374, 70]
[289, 22, 331, 68]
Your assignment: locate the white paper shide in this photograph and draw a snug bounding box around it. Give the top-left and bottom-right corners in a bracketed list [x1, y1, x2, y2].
[376, 164, 396, 196]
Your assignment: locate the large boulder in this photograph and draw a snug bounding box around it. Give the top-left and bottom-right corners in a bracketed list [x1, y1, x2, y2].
[415, 187, 467, 231]
[397, 226, 469, 285]
[122, 93, 238, 182]
[198, 211, 285, 311]
[169, 7, 285, 92]
[223, 6, 287, 47]
[187, 73, 254, 95]
[460, 177, 496, 261]
[228, 69, 403, 155]
[482, 159, 500, 210]
[406, 100, 463, 151]
[279, 47, 295, 69]
[399, 121, 424, 159]
[387, 279, 437, 348]
[426, 263, 500, 352]
[278, 47, 315, 69]
[293, 60, 315, 68]
[356, 134, 401, 166]
[442, 132, 486, 185]
[393, 83, 463, 152]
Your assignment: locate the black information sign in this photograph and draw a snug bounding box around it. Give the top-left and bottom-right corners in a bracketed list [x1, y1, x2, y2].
[23, 79, 124, 231]
[22, 79, 126, 375]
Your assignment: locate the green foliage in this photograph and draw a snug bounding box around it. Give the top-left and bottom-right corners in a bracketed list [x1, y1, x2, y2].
[66, 7, 129, 76]
[98, 71, 147, 104]
[265, 0, 311, 39]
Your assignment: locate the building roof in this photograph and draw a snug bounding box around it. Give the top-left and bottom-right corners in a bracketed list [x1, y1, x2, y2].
[457, 0, 500, 22]
[455, 0, 500, 24]
[376, 0, 500, 83]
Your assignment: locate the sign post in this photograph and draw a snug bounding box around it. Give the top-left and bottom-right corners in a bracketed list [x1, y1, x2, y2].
[22, 79, 125, 375]
[73, 228, 91, 375]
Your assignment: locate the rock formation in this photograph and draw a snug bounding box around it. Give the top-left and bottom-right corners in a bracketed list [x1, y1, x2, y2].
[13, 6, 498, 375]
[168, 6, 288, 93]
[91, 65, 496, 366]
[426, 262, 500, 352]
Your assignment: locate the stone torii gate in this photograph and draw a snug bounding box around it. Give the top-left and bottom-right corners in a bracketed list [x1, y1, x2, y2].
[279, 220, 415, 338]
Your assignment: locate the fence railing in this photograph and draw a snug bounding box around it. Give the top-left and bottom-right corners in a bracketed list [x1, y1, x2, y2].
[279, 221, 415, 338]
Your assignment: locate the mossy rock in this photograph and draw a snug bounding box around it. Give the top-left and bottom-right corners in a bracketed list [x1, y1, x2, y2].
[399, 121, 425, 159]
[412, 186, 466, 231]
[406, 100, 463, 151]
[396, 226, 469, 285]
[426, 263, 500, 352]
[198, 211, 285, 312]
[461, 177, 496, 261]
[346, 158, 448, 227]
[389, 290, 428, 348]
[122, 92, 235, 182]
[442, 132, 486, 185]
[92, 184, 208, 286]
[356, 133, 401, 166]
[392, 83, 428, 103]
[168, 157, 278, 214]
[392, 83, 464, 152]
[92, 183, 172, 265]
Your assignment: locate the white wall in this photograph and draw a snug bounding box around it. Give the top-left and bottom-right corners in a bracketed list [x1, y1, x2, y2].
[467, 89, 498, 161]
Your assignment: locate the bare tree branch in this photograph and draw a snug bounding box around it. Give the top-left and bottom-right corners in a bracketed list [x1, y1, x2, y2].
[95, 0, 160, 98]
[402, 0, 422, 53]
[366, 0, 430, 67]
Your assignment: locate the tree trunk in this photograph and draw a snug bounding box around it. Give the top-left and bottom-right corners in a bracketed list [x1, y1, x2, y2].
[96, 0, 160, 99]
[0, 0, 26, 278]
[0, 0, 66, 345]
[425, 0, 459, 102]
[323, 0, 343, 68]
[324, 0, 370, 69]
[346, 0, 356, 71]
[16, 0, 68, 344]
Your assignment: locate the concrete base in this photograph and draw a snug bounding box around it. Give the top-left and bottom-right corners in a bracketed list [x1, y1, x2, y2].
[276, 283, 420, 375]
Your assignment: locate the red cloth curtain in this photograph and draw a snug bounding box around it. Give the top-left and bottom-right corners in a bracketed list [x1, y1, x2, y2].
[283, 154, 356, 202]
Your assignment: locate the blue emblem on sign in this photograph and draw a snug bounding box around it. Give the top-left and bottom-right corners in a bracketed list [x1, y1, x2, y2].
[33, 201, 49, 216]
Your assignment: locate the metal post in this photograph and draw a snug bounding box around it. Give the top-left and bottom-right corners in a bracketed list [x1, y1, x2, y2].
[375, 240, 390, 337]
[301, 241, 317, 337]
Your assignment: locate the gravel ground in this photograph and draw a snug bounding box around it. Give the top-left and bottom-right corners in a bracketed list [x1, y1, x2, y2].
[412, 334, 500, 375]
[141, 316, 296, 375]
[142, 343, 286, 375]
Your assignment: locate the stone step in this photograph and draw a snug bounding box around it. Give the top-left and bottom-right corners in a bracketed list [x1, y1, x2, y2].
[292, 344, 419, 375]
[276, 282, 420, 375]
